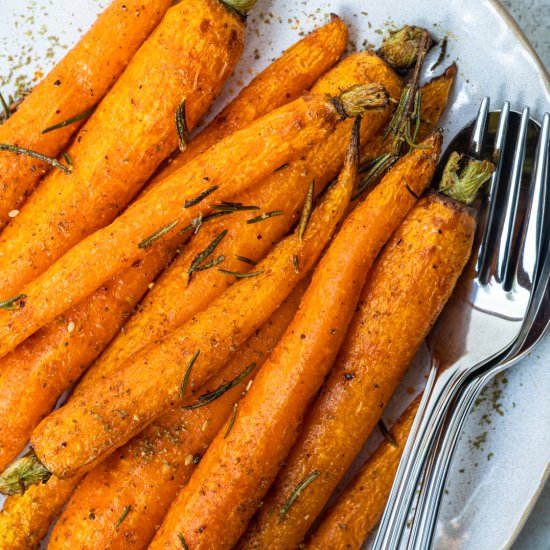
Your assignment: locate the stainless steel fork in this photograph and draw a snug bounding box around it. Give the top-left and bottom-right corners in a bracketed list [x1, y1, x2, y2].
[372, 99, 548, 550]
[409, 111, 550, 550]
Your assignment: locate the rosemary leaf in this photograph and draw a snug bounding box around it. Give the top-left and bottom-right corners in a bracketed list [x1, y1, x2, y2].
[177, 533, 189, 550]
[0, 92, 10, 121]
[188, 230, 228, 282]
[42, 107, 95, 134]
[292, 255, 300, 273]
[138, 220, 179, 249]
[115, 505, 131, 528]
[184, 362, 257, 410]
[62, 152, 73, 170]
[224, 402, 238, 438]
[194, 254, 225, 272]
[279, 470, 321, 519]
[184, 185, 219, 208]
[405, 183, 421, 199]
[297, 180, 315, 241]
[180, 350, 200, 398]
[217, 269, 264, 279]
[179, 211, 232, 235]
[378, 419, 398, 448]
[0, 144, 71, 174]
[246, 210, 283, 224]
[212, 202, 259, 212]
[0, 294, 26, 310]
[175, 98, 190, 152]
[234, 254, 257, 266]
[274, 162, 290, 172]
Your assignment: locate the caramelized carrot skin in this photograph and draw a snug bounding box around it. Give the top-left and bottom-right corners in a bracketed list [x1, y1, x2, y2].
[242, 192, 476, 549]
[0, 0, 172, 228]
[86, 51, 402, 387]
[307, 397, 421, 550]
[0, 0, 245, 300]
[47, 282, 306, 550]
[30, 150, 353, 479]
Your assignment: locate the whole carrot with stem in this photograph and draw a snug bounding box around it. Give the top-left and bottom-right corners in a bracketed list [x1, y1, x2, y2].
[0, 0, 172, 228]
[47, 280, 308, 550]
[0, 105, 370, 487]
[0, 18, 351, 472]
[0, 0, 256, 300]
[0, 84, 388, 359]
[240, 160, 493, 549]
[148, 129, 440, 550]
[306, 396, 421, 550]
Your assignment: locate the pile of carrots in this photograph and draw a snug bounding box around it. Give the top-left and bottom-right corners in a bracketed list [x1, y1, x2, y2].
[0, 1, 495, 549]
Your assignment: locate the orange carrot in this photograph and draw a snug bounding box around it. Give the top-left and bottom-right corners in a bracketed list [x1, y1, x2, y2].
[306, 396, 421, 550]
[0, 0, 172, 228]
[0, 0, 253, 300]
[148, 130, 440, 550]
[0, 84, 387, 359]
[240, 191, 477, 549]
[47, 280, 308, 550]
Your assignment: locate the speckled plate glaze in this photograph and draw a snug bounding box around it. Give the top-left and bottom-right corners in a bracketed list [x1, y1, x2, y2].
[1, 1, 549, 549]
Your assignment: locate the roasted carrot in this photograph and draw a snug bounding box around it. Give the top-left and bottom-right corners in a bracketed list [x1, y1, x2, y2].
[0, 115, 365, 487]
[0, 84, 387, 359]
[0, 20, 349, 472]
[0, 0, 254, 301]
[83, 50, 403, 388]
[148, 129, 440, 550]
[47, 280, 308, 550]
[0, 0, 172, 228]
[307, 396, 421, 550]
[240, 185, 487, 549]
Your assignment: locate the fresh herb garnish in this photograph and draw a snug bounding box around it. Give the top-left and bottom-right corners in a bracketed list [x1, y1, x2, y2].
[138, 220, 179, 249]
[246, 210, 283, 224]
[234, 254, 257, 266]
[180, 350, 200, 398]
[0, 144, 71, 174]
[297, 180, 315, 241]
[184, 362, 257, 409]
[279, 470, 321, 519]
[188, 230, 228, 283]
[378, 419, 398, 448]
[179, 211, 232, 235]
[41, 106, 95, 134]
[292, 255, 300, 273]
[211, 202, 259, 213]
[115, 505, 131, 528]
[0, 294, 26, 310]
[224, 402, 238, 438]
[184, 185, 219, 208]
[175, 98, 190, 152]
[177, 532, 189, 549]
[194, 255, 225, 272]
[217, 269, 264, 279]
[274, 162, 290, 172]
[62, 152, 73, 170]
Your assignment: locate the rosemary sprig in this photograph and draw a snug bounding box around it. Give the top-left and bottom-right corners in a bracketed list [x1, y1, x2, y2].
[0, 294, 26, 310]
[430, 37, 448, 71]
[188, 230, 228, 283]
[175, 98, 190, 152]
[246, 210, 283, 224]
[179, 211, 232, 235]
[234, 254, 257, 266]
[378, 419, 398, 448]
[194, 255, 225, 272]
[62, 152, 73, 170]
[292, 255, 300, 273]
[115, 505, 131, 528]
[211, 202, 259, 213]
[0, 144, 71, 174]
[297, 180, 315, 241]
[279, 470, 321, 519]
[184, 362, 257, 410]
[217, 269, 264, 279]
[224, 402, 238, 438]
[138, 220, 179, 249]
[184, 185, 218, 208]
[180, 350, 200, 398]
[177, 533, 189, 550]
[41, 106, 95, 134]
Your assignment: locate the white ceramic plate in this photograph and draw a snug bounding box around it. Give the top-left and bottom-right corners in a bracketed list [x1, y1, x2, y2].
[1, 1, 549, 549]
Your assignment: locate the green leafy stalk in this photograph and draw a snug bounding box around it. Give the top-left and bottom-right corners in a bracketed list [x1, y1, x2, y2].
[378, 419, 398, 448]
[41, 106, 95, 134]
[377, 26, 433, 74]
[279, 470, 321, 519]
[115, 505, 131, 528]
[439, 152, 495, 205]
[0, 449, 51, 496]
[246, 210, 283, 224]
[224, 402, 238, 438]
[331, 83, 388, 120]
[0, 144, 71, 174]
[175, 98, 190, 152]
[218, 269, 264, 279]
[188, 229, 228, 282]
[184, 185, 219, 208]
[180, 350, 200, 398]
[138, 220, 179, 249]
[297, 180, 315, 241]
[0, 293, 26, 310]
[184, 362, 257, 410]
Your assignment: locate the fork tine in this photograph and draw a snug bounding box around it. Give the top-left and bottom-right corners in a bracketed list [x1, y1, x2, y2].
[496, 106, 530, 284]
[477, 102, 511, 279]
[467, 97, 490, 159]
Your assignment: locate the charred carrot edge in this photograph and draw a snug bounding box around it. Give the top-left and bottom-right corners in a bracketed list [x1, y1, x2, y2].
[0, 0, 251, 300]
[240, 191, 477, 549]
[80, 50, 403, 394]
[0, 85, 388, 360]
[0, 17, 349, 472]
[306, 396, 421, 550]
[47, 281, 308, 550]
[0, 0, 172, 228]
